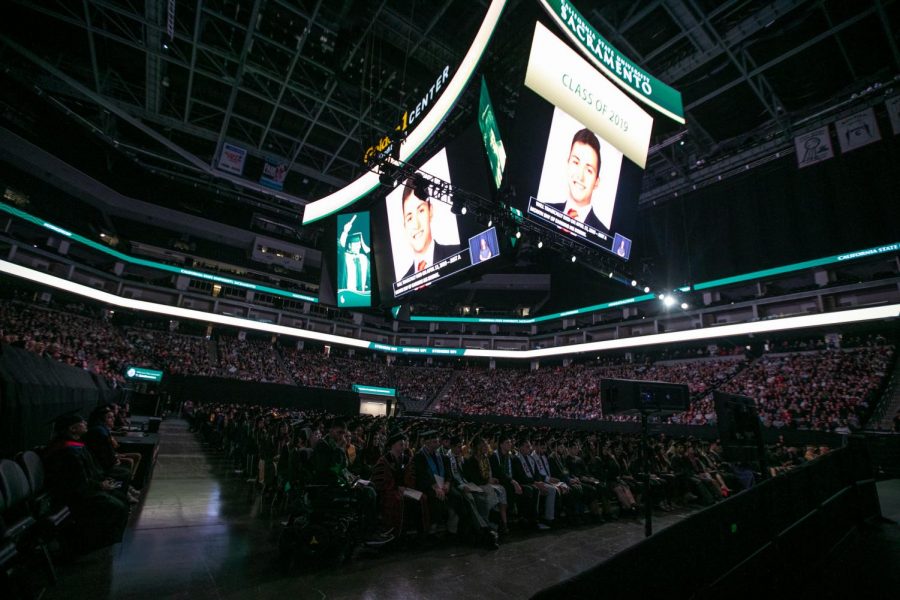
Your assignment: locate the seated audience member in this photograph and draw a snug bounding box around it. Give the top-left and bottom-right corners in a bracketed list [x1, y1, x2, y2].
[443, 436, 499, 548]
[83, 407, 141, 494]
[463, 436, 509, 535]
[512, 438, 555, 529]
[548, 440, 598, 522]
[42, 413, 132, 553]
[371, 431, 423, 535]
[598, 442, 640, 517]
[412, 430, 450, 534]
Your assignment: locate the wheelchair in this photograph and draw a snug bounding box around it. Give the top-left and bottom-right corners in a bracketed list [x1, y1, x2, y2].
[277, 484, 363, 568]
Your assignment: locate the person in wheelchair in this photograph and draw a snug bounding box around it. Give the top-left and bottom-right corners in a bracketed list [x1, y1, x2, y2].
[311, 418, 394, 547]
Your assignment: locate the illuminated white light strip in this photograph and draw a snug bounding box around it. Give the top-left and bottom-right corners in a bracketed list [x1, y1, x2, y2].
[464, 304, 900, 359]
[302, 0, 508, 225]
[2, 259, 897, 360]
[0, 260, 370, 351]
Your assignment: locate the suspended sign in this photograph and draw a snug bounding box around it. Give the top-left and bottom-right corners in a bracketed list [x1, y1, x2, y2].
[537, 0, 685, 124]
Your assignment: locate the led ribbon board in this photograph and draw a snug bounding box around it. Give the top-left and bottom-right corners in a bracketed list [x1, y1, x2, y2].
[301, 0, 508, 225]
[2, 259, 897, 361]
[538, 0, 685, 124]
[0, 202, 318, 303]
[351, 384, 396, 397]
[693, 242, 900, 290]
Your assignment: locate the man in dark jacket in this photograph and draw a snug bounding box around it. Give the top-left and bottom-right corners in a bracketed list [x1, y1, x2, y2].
[42, 413, 131, 554]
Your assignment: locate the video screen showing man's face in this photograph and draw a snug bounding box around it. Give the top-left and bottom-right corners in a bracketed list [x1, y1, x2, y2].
[385, 148, 461, 283]
[566, 132, 601, 208]
[402, 190, 433, 255]
[535, 107, 624, 231]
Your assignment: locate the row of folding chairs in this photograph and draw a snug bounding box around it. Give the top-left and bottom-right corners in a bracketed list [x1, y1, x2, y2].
[0, 451, 71, 599]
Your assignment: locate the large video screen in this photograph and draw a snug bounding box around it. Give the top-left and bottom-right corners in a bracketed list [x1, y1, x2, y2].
[506, 21, 653, 260]
[373, 127, 500, 300]
[336, 211, 372, 307]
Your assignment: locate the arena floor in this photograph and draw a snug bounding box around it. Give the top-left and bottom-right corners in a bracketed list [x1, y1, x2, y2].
[45, 419, 706, 600]
[43, 419, 900, 599]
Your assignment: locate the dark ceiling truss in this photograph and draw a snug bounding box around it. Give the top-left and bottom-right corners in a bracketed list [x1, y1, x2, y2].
[588, 7, 715, 183]
[2, 0, 898, 215]
[681, 4, 883, 112]
[319, 0, 455, 175]
[285, 0, 390, 177]
[7, 0, 440, 186]
[589, 0, 898, 207]
[210, 0, 264, 168]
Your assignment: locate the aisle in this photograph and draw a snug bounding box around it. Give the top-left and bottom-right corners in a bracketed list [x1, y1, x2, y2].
[44, 418, 277, 600]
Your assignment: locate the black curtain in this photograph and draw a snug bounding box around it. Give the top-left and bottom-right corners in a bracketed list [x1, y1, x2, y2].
[0, 344, 107, 457]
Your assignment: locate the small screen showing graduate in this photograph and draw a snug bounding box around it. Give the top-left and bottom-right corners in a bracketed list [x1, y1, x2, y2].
[336, 211, 373, 308]
[469, 227, 500, 266]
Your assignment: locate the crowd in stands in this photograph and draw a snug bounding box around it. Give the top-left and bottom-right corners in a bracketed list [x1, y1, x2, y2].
[0, 299, 456, 405]
[124, 328, 216, 377]
[717, 344, 894, 431]
[1, 298, 895, 432]
[216, 335, 292, 384]
[0, 300, 133, 383]
[278, 348, 455, 404]
[436, 358, 746, 422]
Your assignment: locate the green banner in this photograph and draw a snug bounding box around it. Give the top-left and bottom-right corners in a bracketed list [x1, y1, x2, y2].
[538, 0, 685, 124]
[478, 77, 508, 188]
[336, 212, 372, 308]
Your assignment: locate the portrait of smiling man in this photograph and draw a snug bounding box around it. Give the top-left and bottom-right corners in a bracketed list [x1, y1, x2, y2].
[399, 174, 462, 280]
[544, 127, 605, 231]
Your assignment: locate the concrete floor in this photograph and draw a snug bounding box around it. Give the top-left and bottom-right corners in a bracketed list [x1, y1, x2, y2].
[43, 419, 700, 600]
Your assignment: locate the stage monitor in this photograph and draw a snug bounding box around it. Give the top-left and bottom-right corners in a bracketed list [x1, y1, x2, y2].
[373, 126, 500, 300]
[506, 21, 652, 261]
[600, 378, 691, 414]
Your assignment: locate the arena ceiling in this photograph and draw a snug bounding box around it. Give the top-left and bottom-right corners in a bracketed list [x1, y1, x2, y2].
[0, 0, 898, 213]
